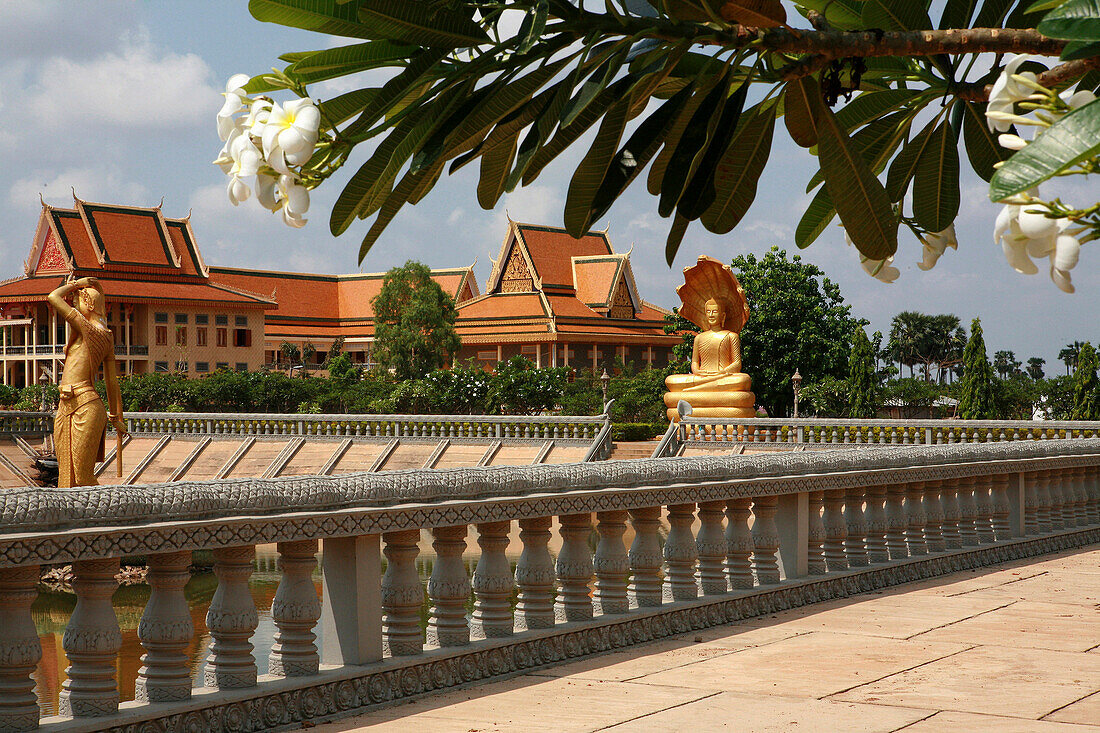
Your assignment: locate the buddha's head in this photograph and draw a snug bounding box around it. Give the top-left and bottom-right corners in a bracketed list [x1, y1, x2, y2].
[76, 287, 105, 320]
[704, 298, 725, 331]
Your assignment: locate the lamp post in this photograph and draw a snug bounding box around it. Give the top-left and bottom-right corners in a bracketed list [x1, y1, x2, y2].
[791, 369, 802, 418]
[600, 368, 610, 409]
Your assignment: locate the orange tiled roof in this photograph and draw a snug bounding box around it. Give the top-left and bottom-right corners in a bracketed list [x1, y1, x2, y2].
[0, 274, 273, 308]
[77, 201, 179, 269]
[572, 257, 621, 307]
[516, 224, 612, 287]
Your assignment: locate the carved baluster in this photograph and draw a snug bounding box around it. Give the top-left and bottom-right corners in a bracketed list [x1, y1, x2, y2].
[60, 558, 123, 716]
[593, 511, 629, 614]
[822, 489, 849, 571]
[905, 482, 928, 555]
[1048, 470, 1067, 530]
[0, 566, 41, 731]
[204, 546, 258, 689]
[269, 540, 321, 676]
[426, 525, 471, 647]
[885, 484, 909, 560]
[974, 477, 996, 544]
[664, 504, 699, 601]
[472, 521, 514, 638]
[865, 486, 889, 563]
[991, 474, 1012, 542]
[135, 551, 192, 701]
[628, 507, 664, 607]
[922, 480, 945, 553]
[381, 529, 423, 655]
[955, 477, 978, 547]
[1062, 468, 1081, 528]
[1037, 471, 1054, 534]
[685, 501, 725, 595]
[724, 499, 754, 589]
[843, 487, 869, 567]
[807, 491, 827, 574]
[555, 514, 594, 622]
[751, 496, 780, 585]
[514, 517, 555, 630]
[1073, 467, 1089, 526]
[940, 480, 961, 548]
[1087, 466, 1100, 524]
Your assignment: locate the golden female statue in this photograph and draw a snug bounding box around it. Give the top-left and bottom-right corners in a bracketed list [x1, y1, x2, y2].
[48, 277, 126, 487]
[664, 256, 756, 421]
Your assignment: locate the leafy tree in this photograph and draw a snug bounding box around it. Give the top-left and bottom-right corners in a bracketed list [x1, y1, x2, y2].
[732, 247, 864, 418]
[663, 308, 697, 366]
[1026, 357, 1046, 380]
[560, 369, 603, 416]
[372, 260, 461, 380]
[302, 341, 318, 370]
[1071, 342, 1100, 419]
[958, 318, 996, 419]
[1059, 341, 1084, 375]
[801, 376, 850, 418]
[485, 356, 567, 415]
[426, 360, 493, 413]
[991, 373, 1043, 420]
[325, 336, 345, 367]
[848, 327, 877, 418]
[1042, 375, 1076, 420]
[279, 342, 301, 373]
[887, 312, 965, 381]
[993, 350, 1022, 379]
[608, 361, 672, 423]
[237, 0, 1100, 270]
[882, 378, 942, 420]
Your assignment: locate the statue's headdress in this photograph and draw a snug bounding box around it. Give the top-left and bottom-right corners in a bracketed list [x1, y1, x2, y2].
[676, 255, 750, 333]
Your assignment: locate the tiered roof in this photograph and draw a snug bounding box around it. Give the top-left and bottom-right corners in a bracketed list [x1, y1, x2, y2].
[455, 221, 674, 345]
[0, 199, 274, 311]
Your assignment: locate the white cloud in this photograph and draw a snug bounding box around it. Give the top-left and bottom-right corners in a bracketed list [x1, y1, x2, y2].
[8, 167, 148, 209]
[23, 28, 218, 130]
[0, 1, 136, 60]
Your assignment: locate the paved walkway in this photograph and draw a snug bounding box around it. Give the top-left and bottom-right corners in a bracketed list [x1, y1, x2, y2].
[311, 547, 1100, 732]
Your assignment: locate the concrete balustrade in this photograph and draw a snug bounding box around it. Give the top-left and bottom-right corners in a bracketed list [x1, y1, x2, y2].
[0, 441, 1096, 731]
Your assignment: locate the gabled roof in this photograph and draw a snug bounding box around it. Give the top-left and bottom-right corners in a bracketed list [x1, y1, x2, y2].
[75, 199, 181, 270]
[485, 221, 614, 293]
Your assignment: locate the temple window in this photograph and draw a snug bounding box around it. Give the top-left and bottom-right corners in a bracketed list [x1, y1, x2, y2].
[196, 362, 210, 373]
[233, 328, 252, 347]
[216, 328, 228, 347]
[196, 327, 207, 346]
[215, 314, 229, 326]
[155, 325, 167, 346]
[174, 313, 188, 324]
[195, 314, 209, 325]
[175, 327, 186, 346]
[235, 315, 248, 326]
[154, 312, 168, 324]
[154, 361, 169, 372]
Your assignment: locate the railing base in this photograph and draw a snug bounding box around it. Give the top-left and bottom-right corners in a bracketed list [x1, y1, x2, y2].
[36, 526, 1099, 732]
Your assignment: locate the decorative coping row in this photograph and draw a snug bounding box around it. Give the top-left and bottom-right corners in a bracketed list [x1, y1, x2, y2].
[679, 417, 1100, 429]
[1, 439, 1097, 540]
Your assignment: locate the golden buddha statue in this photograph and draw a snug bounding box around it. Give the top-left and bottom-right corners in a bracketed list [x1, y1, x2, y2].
[664, 256, 756, 421]
[48, 277, 126, 487]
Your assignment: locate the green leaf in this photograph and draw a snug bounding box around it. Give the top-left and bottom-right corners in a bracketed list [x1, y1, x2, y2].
[961, 101, 1013, 181]
[794, 185, 836, 249]
[560, 48, 629, 128]
[589, 84, 693, 224]
[342, 48, 448, 141]
[834, 89, 921, 132]
[973, 0, 1015, 27]
[517, 0, 549, 54]
[1026, 0, 1072, 12]
[320, 88, 380, 126]
[249, 0, 373, 39]
[794, 0, 865, 29]
[665, 213, 691, 266]
[523, 76, 637, 185]
[477, 132, 518, 209]
[990, 96, 1100, 200]
[701, 102, 777, 234]
[1037, 0, 1100, 40]
[861, 0, 932, 30]
[358, 160, 445, 262]
[1061, 39, 1100, 59]
[816, 96, 898, 260]
[647, 78, 707, 195]
[357, 0, 490, 48]
[288, 41, 415, 85]
[886, 117, 937, 201]
[913, 121, 961, 232]
[564, 94, 634, 236]
[677, 79, 751, 220]
[939, 0, 979, 29]
[806, 111, 912, 191]
[659, 71, 733, 218]
[784, 76, 821, 148]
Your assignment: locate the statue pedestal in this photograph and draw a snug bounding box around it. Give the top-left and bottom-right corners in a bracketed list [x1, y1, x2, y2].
[663, 383, 756, 422]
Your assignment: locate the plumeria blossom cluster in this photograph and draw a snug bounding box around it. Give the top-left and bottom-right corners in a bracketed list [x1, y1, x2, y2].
[214, 74, 321, 228]
[986, 54, 1097, 293]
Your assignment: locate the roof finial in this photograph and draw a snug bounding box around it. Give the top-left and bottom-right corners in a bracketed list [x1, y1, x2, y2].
[185, 208, 193, 221]
[625, 242, 634, 257]
[505, 209, 514, 225]
[469, 256, 478, 269]
[71, 186, 80, 204]
[156, 196, 165, 210]
[39, 192, 46, 207]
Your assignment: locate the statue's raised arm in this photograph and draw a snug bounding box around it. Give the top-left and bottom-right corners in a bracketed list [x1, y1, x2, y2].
[664, 257, 756, 421]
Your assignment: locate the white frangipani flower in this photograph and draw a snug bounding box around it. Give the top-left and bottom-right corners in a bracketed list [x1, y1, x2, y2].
[217, 73, 252, 141]
[278, 174, 310, 227]
[256, 173, 279, 212]
[844, 229, 899, 282]
[1061, 88, 1097, 110]
[993, 195, 1083, 291]
[262, 98, 321, 175]
[986, 54, 1039, 132]
[225, 133, 262, 206]
[997, 133, 1028, 151]
[917, 225, 958, 271]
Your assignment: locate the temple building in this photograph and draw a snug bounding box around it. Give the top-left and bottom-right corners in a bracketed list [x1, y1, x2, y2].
[0, 199, 677, 387]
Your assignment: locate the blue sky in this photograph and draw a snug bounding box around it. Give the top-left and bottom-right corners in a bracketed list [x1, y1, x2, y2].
[0, 1, 1095, 375]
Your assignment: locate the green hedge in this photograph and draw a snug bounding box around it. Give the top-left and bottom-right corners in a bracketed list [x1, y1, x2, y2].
[612, 422, 667, 441]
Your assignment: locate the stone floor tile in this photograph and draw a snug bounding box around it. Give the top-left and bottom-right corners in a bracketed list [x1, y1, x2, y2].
[738, 593, 1014, 639]
[914, 600, 1100, 652]
[963, 570, 1100, 607]
[835, 644, 1100, 718]
[898, 710, 1100, 732]
[629, 631, 969, 698]
[599, 691, 931, 732]
[1046, 691, 1100, 726]
[308, 676, 720, 733]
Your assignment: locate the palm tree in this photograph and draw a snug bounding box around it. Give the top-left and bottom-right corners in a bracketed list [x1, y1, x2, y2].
[1059, 341, 1084, 375]
[1026, 357, 1045, 380]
